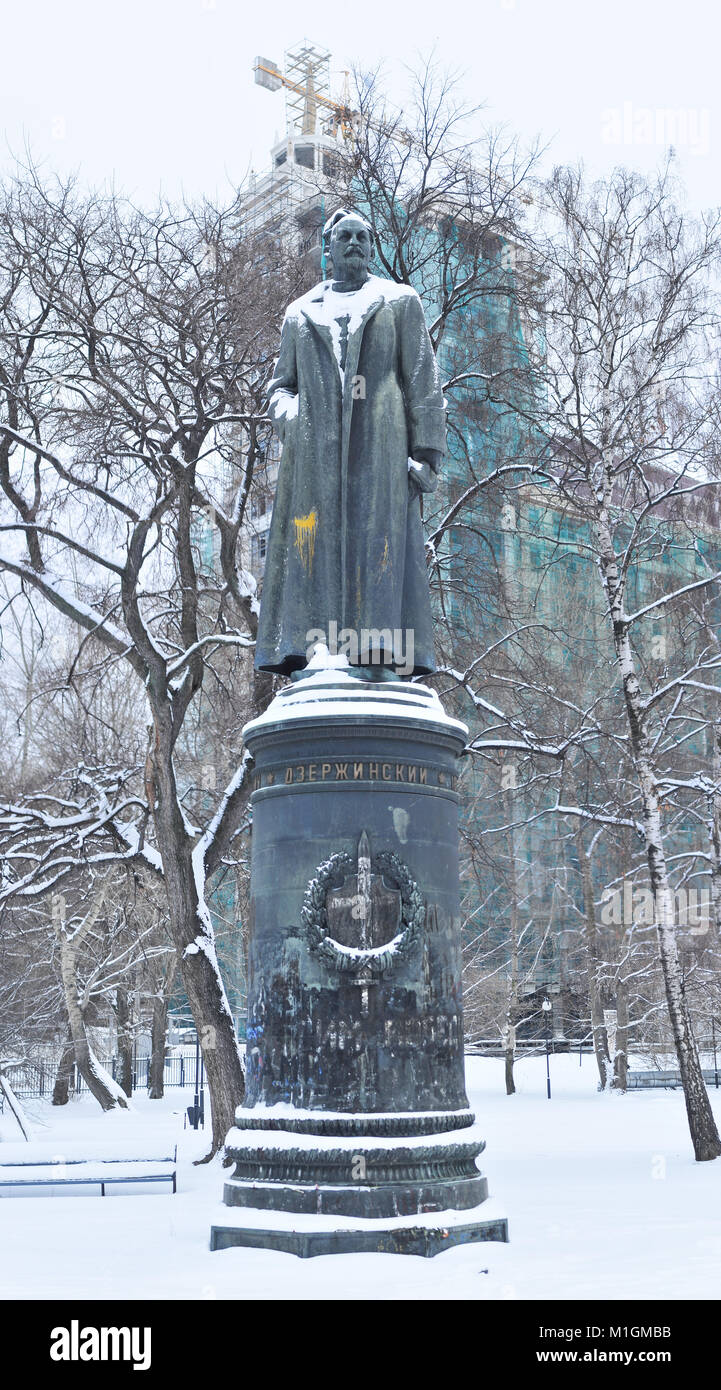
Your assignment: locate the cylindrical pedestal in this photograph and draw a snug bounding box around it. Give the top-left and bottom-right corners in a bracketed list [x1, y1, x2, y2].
[210, 674, 508, 1256]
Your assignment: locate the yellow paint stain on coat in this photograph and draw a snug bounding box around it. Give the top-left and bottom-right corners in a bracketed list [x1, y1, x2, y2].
[380, 537, 390, 572]
[293, 510, 318, 572]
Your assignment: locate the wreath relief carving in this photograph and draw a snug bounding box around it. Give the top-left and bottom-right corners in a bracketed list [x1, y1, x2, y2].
[300, 831, 425, 975]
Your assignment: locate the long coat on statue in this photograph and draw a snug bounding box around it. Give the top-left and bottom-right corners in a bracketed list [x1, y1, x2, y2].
[254, 274, 447, 676]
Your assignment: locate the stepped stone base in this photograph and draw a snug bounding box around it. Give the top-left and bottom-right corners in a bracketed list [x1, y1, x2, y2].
[210, 1204, 508, 1259]
[210, 1106, 507, 1257]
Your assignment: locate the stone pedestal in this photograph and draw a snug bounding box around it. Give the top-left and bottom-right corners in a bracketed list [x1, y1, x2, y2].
[210, 671, 507, 1257]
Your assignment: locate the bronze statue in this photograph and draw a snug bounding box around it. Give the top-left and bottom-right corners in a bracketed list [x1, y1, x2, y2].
[255, 209, 446, 678]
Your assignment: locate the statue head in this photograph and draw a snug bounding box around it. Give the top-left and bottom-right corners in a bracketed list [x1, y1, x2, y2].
[324, 209, 374, 289]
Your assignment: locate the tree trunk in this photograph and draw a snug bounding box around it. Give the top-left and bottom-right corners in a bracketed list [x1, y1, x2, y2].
[174, 925, 244, 1157]
[504, 1024, 516, 1096]
[52, 1030, 75, 1106]
[148, 998, 168, 1100]
[707, 722, 721, 936]
[503, 789, 518, 1095]
[115, 986, 133, 1097]
[613, 977, 629, 1092]
[150, 744, 245, 1158]
[504, 887, 518, 1096]
[0, 1072, 33, 1139]
[575, 825, 612, 1090]
[148, 955, 178, 1100]
[56, 924, 129, 1112]
[69, 1015, 129, 1111]
[597, 507, 720, 1159]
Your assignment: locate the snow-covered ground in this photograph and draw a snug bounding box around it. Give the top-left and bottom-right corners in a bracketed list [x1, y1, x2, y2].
[2, 1053, 720, 1301]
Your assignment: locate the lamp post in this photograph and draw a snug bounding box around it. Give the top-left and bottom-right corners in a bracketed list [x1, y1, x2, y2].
[193, 1032, 200, 1130]
[713, 1016, 719, 1090]
[542, 998, 552, 1100]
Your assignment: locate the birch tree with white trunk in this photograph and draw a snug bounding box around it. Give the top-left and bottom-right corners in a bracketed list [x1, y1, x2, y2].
[519, 163, 721, 1158]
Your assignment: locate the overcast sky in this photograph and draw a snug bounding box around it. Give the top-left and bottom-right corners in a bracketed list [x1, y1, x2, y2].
[1, 0, 718, 211]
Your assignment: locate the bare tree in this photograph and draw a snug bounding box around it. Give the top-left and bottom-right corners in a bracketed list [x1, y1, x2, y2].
[0, 165, 303, 1153]
[517, 163, 721, 1158]
[147, 950, 179, 1100]
[52, 880, 130, 1111]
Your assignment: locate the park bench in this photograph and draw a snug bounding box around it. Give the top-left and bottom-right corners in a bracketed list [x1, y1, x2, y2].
[0, 1139, 177, 1195]
[627, 1068, 719, 1090]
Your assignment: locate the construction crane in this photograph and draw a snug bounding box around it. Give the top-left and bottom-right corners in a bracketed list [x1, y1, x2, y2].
[253, 42, 531, 206]
[253, 42, 416, 148]
[253, 45, 359, 142]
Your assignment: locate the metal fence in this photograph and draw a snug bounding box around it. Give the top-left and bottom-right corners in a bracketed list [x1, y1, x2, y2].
[5, 1045, 721, 1106]
[627, 1067, 720, 1090]
[465, 1038, 593, 1057]
[0, 1052, 202, 1107]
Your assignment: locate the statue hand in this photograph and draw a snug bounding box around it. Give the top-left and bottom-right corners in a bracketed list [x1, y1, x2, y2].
[412, 447, 442, 473]
[407, 458, 438, 496]
[270, 391, 299, 442]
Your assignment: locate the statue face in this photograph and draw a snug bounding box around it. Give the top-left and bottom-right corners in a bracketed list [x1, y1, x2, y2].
[329, 216, 373, 284]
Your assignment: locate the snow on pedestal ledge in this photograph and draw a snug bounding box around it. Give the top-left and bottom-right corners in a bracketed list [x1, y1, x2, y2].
[209, 1198, 509, 1257]
[223, 1121, 487, 1155]
[242, 664, 468, 740]
[210, 1198, 507, 1237]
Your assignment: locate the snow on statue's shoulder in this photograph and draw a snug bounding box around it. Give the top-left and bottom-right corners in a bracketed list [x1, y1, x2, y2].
[369, 275, 417, 302]
[291, 274, 418, 328]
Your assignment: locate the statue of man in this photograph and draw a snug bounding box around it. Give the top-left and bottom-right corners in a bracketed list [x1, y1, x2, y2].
[254, 208, 446, 678]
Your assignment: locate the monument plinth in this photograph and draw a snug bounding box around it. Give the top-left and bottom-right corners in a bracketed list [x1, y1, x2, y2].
[210, 207, 507, 1257]
[210, 672, 508, 1256]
